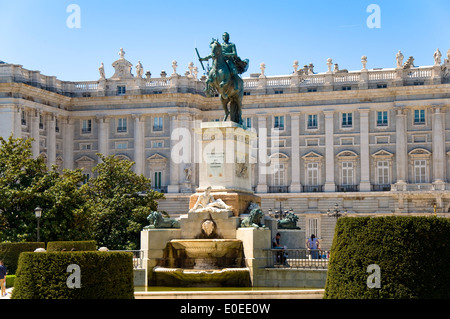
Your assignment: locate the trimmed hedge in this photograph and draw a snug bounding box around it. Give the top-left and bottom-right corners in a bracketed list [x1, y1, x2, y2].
[0, 242, 45, 275]
[11, 251, 134, 299]
[324, 216, 450, 299]
[6, 275, 15, 288]
[46, 240, 97, 252]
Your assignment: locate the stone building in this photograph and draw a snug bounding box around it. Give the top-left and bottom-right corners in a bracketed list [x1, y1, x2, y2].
[1, 48, 449, 249]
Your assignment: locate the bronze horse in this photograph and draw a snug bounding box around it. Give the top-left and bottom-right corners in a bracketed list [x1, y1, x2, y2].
[201, 39, 244, 125]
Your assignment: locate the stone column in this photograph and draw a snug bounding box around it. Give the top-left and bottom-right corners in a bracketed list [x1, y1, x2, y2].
[63, 117, 74, 170]
[432, 106, 446, 184]
[13, 106, 22, 138]
[47, 113, 57, 167]
[256, 114, 268, 193]
[31, 110, 40, 158]
[359, 109, 371, 191]
[324, 110, 335, 192]
[395, 108, 407, 184]
[167, 113, 180, 193]
[133, 114, 145, 176]
[96, 116, 110, 160]
[290, 112, 301, 192]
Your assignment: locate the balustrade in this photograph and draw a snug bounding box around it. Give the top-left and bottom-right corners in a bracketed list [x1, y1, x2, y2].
[0, 62, 440, 96]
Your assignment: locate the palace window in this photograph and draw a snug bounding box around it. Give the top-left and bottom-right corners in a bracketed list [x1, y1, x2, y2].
[117, 86, 126, 96]
[116, 142, 128, 150]
[39, 114, 44, 130]
[307, 114, 318, 129]
[342, 113, 353, 128]
[81, 119, 92, 134]
[306, 217, 319, 239]
[273, 163, 285, 186]
[117, 118, 127, 133]
[80, 143, 92, 150]
[377, 111, 388, 127]
[152, 141, 163, 148]
[21, 110, 27, 125]
[307, 163, 319, 186]
[244, 117, 252, 128]
[341, 162, 354, 185]
[83, 173, 90, 185]
[154, 171, 162, 189]
[414, 109, 426, 125]
[414, 160, 427, 183]
[153, 117, 163, 131]
[376, 161, 390, 185]
[274, 116, 284, 130]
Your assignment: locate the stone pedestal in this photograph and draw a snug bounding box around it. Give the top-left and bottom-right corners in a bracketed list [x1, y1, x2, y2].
[236, 227, 271, 286]
[141, 229, 182, 286]
[191, 121, 260, 216]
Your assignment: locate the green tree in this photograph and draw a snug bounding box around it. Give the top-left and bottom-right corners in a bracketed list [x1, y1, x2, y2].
[0, 135, 92, 242]
[83, 154, 164, 250]
[31, 167, 93, 242]
[0, 136, 47, 242]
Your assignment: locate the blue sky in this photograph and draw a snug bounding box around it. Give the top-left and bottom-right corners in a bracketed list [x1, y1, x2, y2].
[1, 0, 449, 81]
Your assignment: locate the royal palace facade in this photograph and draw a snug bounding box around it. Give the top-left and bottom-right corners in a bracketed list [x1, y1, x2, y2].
[1, 49, 450, 249]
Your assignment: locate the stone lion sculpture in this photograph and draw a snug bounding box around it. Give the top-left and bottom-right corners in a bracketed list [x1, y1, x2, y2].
[144, 211, 180, 229]
[240, 204, 265, 228]
[277, 212, 300, 229]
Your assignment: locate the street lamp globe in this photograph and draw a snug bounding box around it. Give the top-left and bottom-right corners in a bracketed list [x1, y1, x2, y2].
[35, 207, 42, 218]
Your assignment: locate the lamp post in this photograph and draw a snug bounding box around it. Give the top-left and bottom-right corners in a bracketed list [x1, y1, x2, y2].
[268, 203, 293, 220]
[35, 207, 42, 242]
[327, 203, 347, 220]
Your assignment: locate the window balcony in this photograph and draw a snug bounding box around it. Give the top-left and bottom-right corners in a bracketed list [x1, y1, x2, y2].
[268, 186, 290, 193]
[336, 185, 359, 192]
[371, 184, 391, 191]
[302, 185, 324, 193]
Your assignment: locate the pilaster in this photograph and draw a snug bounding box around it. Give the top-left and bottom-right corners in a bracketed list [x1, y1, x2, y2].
[359, 109, 371, 191]
[324, 110, 335, 192]
[395, 107, 407, 183]
[290, 112, 301, 192]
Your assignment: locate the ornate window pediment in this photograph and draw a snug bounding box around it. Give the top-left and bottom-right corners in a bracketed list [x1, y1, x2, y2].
[302, 151, 323, 161]
[408, 148, 431, 157]
[372, 149, 394, 159]
[336, 150, 358, 159]
[114, 154, 132, 162]
[147, 153, 168, 162]
[75, 155, 95, 165]
[269, 152, 289, 162]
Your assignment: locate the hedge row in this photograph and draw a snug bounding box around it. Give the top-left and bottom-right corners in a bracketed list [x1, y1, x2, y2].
[46, 240, 97, 252]
[0, 242, 45, 274]
[12, 251, 134, 299]
[324, 216, 450, 299]
[0, 241, 97, 275]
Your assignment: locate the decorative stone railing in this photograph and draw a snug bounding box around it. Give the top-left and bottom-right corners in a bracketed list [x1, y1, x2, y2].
[0, 62, 448, 96]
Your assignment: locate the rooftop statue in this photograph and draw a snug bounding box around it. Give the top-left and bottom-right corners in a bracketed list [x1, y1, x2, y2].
[197, 32, 249, 125]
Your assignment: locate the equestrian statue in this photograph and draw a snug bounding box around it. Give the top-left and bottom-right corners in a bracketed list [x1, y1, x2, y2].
[197, 32, 249, 125]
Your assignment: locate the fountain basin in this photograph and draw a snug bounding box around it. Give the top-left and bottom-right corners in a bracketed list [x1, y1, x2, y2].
[162, 239, 245, 270]
[154, 238, 250, 287]
[153, 267, 251, 287]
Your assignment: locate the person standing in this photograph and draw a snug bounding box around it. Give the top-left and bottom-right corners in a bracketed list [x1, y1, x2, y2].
[0, 260, 7, 297]
[307, 234, 320, 260]
[272, 233, 288, 266]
